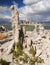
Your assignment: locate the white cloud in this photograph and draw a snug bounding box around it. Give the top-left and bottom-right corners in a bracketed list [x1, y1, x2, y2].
[23, 0, 50, 13]
[23, 0, 42, 5]
[19, 6, 33, 15]
[0, 6, 8, 11]
[12, 1, 18, 9]
[32, 0, 50, 12]
[4, 15, 11, 19]
[0, 14, 11, 19]
[18, 0, 50, 21]
[19, 13, 26, 20]
[0, 6, 11, 20]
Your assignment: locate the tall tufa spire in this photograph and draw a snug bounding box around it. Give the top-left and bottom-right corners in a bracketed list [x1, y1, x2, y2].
[10, 5, 19, 44]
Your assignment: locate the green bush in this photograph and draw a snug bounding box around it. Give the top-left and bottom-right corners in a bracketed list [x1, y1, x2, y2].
[29, 46, 44, 64]
[42, 36, 46, 38]
[29, 57, 44, 64]
[29, 46, 36, 57]
[16, 40, 23, 50]
[0, 59, 10, 65]
[13, 49, 23, 58]
[13, 40, 23, 58]
[22, 52, 28, 63]
[13, 41, 44, 65]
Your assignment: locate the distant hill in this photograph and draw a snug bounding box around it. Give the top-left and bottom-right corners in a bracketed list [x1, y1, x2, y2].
[0, 18, 11, 23]
[0, 18, 50, 31]
[0, 18, 12, 31]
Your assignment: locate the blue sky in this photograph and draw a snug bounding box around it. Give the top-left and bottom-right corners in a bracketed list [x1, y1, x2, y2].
[0, 0, 50, 22]
[0, 0, 25, 16]
[0, 0, 25, 7]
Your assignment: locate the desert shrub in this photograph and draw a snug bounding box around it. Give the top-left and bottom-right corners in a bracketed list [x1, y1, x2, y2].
[13, 41, 44, 65]
[29, 46, 36, 57]
[42, 36, 46, 38]
[13, 40, 23, 58]
[13, 49, 23, 58]
[22, 52, 28, 63]
[0, 59, 10, 65]
[29, 46, 44, 64]
[16, 40, 23, 50]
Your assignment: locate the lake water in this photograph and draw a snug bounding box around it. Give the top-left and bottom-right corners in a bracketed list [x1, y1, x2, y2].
[0, 22, 50, 31]
[40, 22, 50, 30]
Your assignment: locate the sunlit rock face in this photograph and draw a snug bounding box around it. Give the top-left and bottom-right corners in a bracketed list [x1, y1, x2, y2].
[10, 5, 19, 43]
[33, 28, 50, 65]
[0, 25, 6, 32]
[34, 23, 44, 35]
[24, 24, 50, 65]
